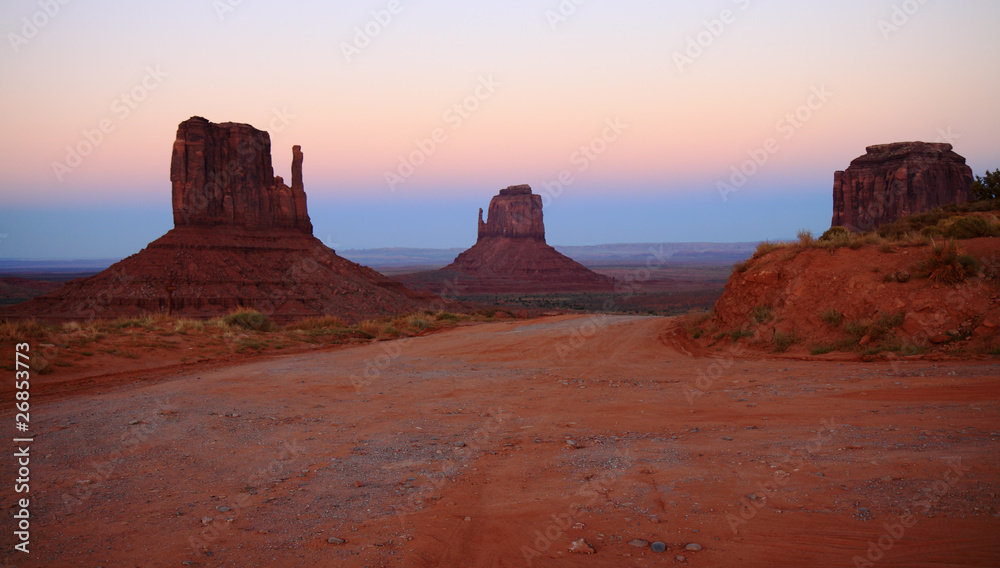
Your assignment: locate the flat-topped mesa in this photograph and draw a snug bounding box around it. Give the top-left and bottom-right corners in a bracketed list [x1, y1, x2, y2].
[832, 141, 974, 232]
[477, 184, 545, 241]
[170, 116, 312, 233]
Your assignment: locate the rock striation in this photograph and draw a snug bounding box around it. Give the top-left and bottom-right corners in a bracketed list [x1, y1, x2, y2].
[832, 142, 975, 232]
[1, 117, 436, 323]
[170, 117, 312, 233]
[397, 185, 615, 294]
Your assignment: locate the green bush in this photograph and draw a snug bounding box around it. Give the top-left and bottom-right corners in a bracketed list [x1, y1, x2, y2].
[749, 304, 773, 325]
[922, 240, 979, 283]
[820, 308, 844, 327]
[971, 169, 1000, 201]
[819, 226, 850, 242]
[773, 331, 796, 352]
[223, 308, 274, 332]
[943, 215, 999, 239]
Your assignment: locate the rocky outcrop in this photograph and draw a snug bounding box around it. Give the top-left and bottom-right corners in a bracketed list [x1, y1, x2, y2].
[1, 117, 438, 323]
[170, 116, 312, 233]
[832, 142, 975, 232]
[477, 184, 545, 241]
[397, 185, 615, 294]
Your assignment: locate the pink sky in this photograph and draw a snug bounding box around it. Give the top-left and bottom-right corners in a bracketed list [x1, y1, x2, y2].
[1, 1, 998, 254]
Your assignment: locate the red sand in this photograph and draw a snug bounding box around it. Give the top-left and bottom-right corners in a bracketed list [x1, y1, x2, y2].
[4, 315, 998, 566]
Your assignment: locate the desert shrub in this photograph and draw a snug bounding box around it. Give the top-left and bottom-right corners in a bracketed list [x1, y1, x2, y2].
[810, 343, 836, 355]
[921, 240, 979, 283]
[173, 319, 205, 334]
[773, 331, 796, 352]
[879, 242, 895, 253]
[435, 311, 459, 321]
[971, 169, 1000, 201]
[882, 269, 911, 283]
[749, 304, 773, 325]
[286, 315, 345, 331]
[797, 229, 815, 246]
[820, 226, 850, 242]
[729, 328, 753, 342]
[0, 319, 51, 343]
[820, 308, 844, 327]
[406, 315, 432, 330]
[943, 215, 999, 239]
[732, 259, 751, 274]
[753, 241, 787, 258]
[223, 308, 274, 332]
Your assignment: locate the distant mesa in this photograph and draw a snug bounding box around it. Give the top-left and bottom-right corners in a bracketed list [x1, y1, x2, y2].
[397, 185, 615, 295]
[0, 116, 435, 323]
[832, 142, 975, 232]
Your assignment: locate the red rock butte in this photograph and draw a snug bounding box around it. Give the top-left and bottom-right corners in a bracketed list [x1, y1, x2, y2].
[832, 142, 975, 232]
[397, 185, 615, 295]
[0, 117, 433, 323]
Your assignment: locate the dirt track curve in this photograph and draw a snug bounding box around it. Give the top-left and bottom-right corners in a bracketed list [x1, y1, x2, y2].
[4, 315, 999, 567]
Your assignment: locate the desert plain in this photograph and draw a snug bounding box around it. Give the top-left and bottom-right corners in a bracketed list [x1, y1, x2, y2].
[4, 313, 998, 567]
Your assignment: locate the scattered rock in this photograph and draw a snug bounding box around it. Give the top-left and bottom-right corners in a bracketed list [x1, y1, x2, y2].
[722, 436, 733, 441]
[629, 539, 649, 547]
[201, 517, 213, 526]
[651, 541, 667, 553]
[217, 506, 230, 513]
[327, 537, 345, 545]
[568, 539, 595, 554]
[685, 543, 702, 551]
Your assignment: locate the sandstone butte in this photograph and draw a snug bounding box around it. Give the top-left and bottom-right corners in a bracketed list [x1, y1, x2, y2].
[0, 117, 435, 324]
[832, 141, 975, 232]
[396, 185, 616, 295]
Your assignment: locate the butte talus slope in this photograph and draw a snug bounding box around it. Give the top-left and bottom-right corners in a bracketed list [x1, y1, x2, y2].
[397, 185, 615, 295]
[1, 116, 432, 323]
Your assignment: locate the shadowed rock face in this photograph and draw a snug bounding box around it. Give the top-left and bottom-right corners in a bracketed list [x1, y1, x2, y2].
[170, 116, 312, 233]
[832, 142, 974, 232]
[477, 184, 545, 241]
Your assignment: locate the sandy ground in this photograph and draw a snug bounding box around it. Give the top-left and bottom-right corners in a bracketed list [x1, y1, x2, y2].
[3, 315, 999, 567]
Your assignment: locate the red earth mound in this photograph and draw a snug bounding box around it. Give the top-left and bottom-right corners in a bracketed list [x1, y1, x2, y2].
[691, 237, 1000, 357]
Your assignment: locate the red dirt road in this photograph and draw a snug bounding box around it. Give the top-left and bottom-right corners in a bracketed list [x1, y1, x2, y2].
[4, 315, 999, 567]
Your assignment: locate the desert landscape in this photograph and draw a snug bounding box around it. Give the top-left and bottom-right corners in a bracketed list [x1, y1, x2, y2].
[3, 2, 1000, 567]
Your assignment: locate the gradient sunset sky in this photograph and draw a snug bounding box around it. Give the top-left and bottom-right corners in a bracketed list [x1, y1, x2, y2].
[1, 0, 998, 259]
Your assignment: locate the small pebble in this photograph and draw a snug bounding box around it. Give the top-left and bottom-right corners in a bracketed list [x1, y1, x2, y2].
[676, 555, 686, 562]
[685, 543, 702, 551]
[217, 506, 230, 513]
[722, 436, 734, 441]
[629, 539, 648, 548]
[651, 541, 667, 553]
[327, 537, 345, 545]
[453, 441, 466, 448]
[201, 517, 213, 526]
